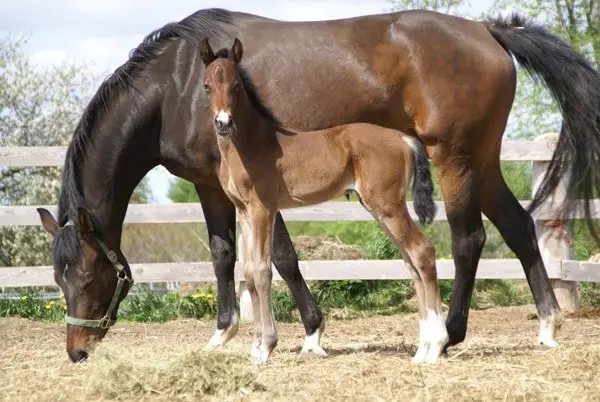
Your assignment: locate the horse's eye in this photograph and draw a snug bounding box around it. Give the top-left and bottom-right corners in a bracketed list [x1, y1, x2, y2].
[204, 84, 211, 93]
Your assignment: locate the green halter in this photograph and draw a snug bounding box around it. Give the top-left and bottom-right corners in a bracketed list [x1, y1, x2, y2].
[62, 220, 133, 329]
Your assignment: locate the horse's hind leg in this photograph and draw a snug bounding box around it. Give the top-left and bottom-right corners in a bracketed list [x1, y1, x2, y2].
[479, 168, 561, 349]
[435, 165, 487, 352]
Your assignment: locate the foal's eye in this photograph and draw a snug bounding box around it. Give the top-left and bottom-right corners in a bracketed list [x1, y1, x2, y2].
[204, 84, 211, 93]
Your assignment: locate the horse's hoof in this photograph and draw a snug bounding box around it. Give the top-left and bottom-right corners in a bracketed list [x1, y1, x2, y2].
[535, 341, 558, 352]
[299, 345, 328, 357]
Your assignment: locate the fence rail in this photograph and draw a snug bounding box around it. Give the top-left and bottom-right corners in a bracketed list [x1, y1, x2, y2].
[2, 135, 599, 317]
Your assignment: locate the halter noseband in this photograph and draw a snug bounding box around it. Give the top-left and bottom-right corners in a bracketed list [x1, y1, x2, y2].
[62, 220, 133, 329]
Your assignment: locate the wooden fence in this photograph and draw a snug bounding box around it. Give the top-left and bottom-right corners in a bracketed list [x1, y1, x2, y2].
[1, 133, 600, 319]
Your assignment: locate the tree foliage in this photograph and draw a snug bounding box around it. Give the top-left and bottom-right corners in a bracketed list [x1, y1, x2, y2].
[0, 35, 152, 267]
[168, 178, 199, 203]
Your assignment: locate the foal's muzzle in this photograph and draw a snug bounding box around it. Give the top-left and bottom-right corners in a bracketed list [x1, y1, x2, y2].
[214, 111, 235, 136]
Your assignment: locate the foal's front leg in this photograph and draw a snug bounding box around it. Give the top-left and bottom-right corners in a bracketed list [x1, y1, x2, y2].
[238, 212, 264, 361]
[246, 204, 278, 364]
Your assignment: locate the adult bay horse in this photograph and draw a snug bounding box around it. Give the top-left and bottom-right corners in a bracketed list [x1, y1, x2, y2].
[202, 37, 444, 364]
[36, 8, 600, 362]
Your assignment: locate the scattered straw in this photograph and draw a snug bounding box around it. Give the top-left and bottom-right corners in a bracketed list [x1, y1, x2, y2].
[85, 344, 258, 400]
[2, 307, 600, 401]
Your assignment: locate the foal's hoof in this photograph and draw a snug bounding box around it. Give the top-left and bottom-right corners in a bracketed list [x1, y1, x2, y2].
[250, 344, 272, 365]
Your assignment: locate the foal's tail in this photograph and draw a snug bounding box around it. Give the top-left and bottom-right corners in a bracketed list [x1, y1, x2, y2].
[404, 136, 436, 225]
[486, 14, 600, 242]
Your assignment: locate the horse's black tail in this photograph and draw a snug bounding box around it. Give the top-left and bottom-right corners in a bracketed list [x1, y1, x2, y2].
[406, 137, 436, 225]
[486, 14, 600, 242]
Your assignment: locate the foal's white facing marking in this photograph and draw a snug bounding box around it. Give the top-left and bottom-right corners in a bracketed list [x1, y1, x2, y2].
[216, 110, 231, 124]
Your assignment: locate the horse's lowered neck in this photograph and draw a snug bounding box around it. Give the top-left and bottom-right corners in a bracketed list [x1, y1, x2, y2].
[73, 94, 161, 244]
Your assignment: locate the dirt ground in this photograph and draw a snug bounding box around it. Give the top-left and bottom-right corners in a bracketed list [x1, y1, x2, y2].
[1, 306, 600, 401]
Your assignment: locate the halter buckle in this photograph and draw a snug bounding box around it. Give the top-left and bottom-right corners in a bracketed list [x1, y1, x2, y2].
[98, 316, 112, 330]
[106, 250, 119, 264]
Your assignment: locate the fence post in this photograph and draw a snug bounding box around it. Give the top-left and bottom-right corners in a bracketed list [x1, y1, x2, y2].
[237, 220, 254, 322]
[531, 132, 580, 312]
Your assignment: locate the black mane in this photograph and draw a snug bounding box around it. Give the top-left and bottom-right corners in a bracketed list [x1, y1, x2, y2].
[54, 8, 237, 265]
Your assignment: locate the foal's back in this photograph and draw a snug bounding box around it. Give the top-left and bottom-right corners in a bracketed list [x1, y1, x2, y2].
[274, 122, 416, 209]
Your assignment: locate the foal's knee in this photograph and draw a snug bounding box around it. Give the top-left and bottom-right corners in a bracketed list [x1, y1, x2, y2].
[254, 263, 273, 290]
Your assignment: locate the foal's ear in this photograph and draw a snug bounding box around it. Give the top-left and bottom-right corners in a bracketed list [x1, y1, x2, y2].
[76, 207, 94, 238]
[37, 208, 59, 237]
[232, 38, 243, 64]
[200, 37, 216, 66]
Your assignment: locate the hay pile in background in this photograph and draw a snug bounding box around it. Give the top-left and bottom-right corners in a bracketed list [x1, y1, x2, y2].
[85, 344, 257, 400]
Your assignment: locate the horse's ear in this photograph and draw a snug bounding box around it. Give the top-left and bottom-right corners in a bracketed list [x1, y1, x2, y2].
[76, 207, 94, 238]
[37, 208, 59, 237]
[200, 37, 216, 66]
[232, 38, 243, 64]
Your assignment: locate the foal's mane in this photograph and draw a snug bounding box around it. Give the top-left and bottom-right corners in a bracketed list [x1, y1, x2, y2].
[54, 9, 237, 269]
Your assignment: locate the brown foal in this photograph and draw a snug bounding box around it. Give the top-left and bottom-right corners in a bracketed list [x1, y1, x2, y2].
[200, 37, 447, 365]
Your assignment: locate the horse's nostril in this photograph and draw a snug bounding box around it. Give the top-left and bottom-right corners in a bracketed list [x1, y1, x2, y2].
[69, 349, 88, 363]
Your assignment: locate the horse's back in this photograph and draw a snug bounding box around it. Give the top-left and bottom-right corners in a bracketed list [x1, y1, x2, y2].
[229, 9, 515, 140]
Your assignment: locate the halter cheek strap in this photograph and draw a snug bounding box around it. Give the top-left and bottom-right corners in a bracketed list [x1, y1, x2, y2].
[62, 220, 133, 330]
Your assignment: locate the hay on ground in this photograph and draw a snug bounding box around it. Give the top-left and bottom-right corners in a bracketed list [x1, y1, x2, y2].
[85, 344, 258, 400]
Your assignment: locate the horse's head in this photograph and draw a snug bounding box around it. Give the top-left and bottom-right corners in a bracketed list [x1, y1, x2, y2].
[37, 207, 133, 362]
[200, 37, 244, 138]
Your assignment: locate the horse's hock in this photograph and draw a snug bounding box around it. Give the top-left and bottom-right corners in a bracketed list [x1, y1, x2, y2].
[532, 132, 579, 312]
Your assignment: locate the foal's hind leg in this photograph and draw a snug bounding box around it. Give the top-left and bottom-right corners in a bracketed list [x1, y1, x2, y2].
[479, 170, 561, 349]
[397, 251, 429, 363]
[381, 210, 447, 364]
[362, 196, 448, 364]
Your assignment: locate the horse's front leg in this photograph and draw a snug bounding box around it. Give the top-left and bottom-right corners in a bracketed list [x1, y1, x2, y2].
[246, 203, 278, 364]
[196, 184, 240, 349]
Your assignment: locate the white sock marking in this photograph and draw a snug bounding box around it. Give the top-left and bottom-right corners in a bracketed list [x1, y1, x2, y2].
[300, 320, 327, 357]
[538, 313, 559, 348]
[412, 318, 428, 364]
[204, 311, 239, 349]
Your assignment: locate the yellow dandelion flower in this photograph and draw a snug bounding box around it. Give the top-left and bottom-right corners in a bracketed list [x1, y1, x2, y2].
[48, 300, 55, 306]
[192, 293, 201, 299]
[59, 293, 65, 300]
[21, 295, 28, 301]
[206, 294, 213, 300]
